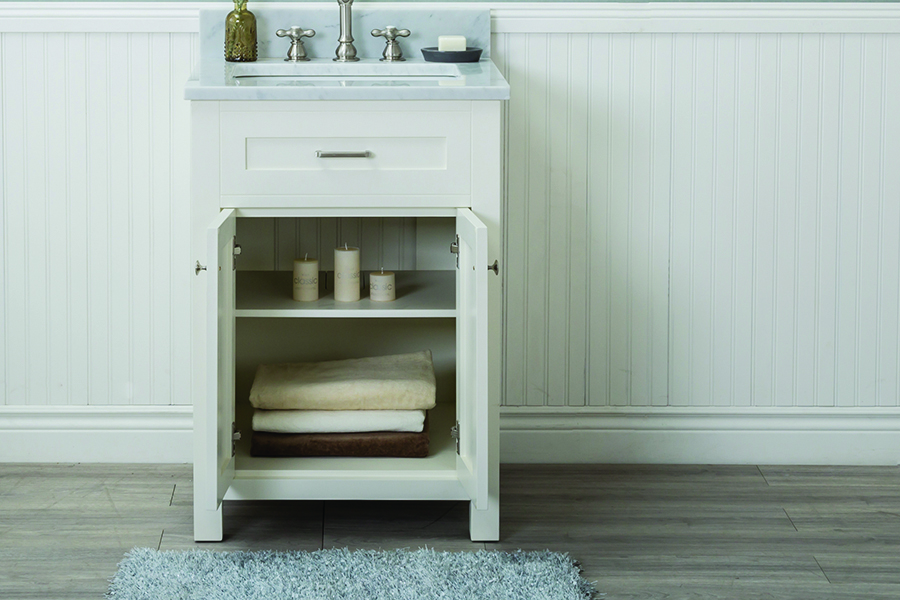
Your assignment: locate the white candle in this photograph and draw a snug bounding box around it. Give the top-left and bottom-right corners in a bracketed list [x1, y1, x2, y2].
[334, 245, 360, 302]
[438, 35, 466, 52]
[369, 269, 396, 302]
[292, 255, 319, 302]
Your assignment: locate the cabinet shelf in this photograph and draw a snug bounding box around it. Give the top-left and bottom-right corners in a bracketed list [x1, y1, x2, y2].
[226, 403, 467, 501]
[235, 270, 456, 318]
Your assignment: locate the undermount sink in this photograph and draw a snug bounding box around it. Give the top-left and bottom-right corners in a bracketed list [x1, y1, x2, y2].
[229, 60, 461, 82]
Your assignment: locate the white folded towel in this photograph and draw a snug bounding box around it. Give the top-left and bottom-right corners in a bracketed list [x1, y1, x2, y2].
[248, 350, 437, 411]
[252, 409, 426, 434]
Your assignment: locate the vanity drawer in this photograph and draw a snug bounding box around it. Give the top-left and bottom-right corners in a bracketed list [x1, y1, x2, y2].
[219, 108, 472, 205]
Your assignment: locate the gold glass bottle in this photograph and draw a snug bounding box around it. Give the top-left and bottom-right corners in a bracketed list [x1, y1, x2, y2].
[225, 0, 257, 62]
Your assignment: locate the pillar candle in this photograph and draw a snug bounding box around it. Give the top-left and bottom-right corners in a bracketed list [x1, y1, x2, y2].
[369, 270, 396, 302]
[292, 256, 319, 302]
[334, 245, 361, 302]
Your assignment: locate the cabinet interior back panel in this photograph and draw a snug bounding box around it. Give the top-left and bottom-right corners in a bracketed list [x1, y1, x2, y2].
[235, 217, 456, 272]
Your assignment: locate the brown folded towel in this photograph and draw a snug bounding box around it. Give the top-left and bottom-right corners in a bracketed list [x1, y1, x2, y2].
[250, 429, 429, 458]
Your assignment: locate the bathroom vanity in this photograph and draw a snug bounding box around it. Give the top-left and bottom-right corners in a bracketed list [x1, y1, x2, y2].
[186, 7, 509, 542]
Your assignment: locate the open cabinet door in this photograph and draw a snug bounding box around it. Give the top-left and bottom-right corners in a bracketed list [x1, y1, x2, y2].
[197, 209, 237, 519]
[456, 208, 489, 509]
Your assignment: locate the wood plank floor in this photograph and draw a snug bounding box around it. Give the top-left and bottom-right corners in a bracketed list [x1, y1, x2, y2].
[1, 464, 898, 599]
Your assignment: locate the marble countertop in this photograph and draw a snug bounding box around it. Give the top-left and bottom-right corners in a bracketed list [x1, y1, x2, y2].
[185, 6, 508, 100]
[184, 3, 509, 100]
[185, 57, 510, 100]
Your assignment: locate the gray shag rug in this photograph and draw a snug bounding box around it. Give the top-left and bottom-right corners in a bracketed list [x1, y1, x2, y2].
[106, 547, 595, 600]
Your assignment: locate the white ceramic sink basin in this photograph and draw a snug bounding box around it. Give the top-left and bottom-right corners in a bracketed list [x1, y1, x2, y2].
[230, 60, 461, 82]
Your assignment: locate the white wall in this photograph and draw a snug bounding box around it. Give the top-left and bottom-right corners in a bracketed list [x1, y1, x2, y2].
[2, 2, 900, 463]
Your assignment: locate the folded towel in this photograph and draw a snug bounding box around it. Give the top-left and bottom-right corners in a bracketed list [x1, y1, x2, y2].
[252, 409, 426, 434]
[250, 429, 429, 458]
[248, 351, 436, 411]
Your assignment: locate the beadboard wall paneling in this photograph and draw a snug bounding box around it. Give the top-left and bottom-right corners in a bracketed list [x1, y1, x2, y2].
[495, 30, 900, 409]
[0, 31, 197, 406]
[2, 4, 900, 424]
[495, 32, 672, 408]
[666, 32, 900, 408]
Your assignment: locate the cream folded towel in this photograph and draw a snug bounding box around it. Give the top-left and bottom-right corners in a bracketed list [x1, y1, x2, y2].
[252, 409, 426, 433]
[248, 350, 437, 410]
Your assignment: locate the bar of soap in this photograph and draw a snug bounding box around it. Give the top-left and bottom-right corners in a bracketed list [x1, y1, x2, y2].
[438, 35, 466, 52]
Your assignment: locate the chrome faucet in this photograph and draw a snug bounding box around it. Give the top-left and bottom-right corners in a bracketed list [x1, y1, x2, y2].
[334, 0, 358, 62]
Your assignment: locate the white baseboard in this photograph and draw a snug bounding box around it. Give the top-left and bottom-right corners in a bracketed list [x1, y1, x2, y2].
[500, 407, 900, 465]
[3, 405, 899, 465]
[0, 405, 193, 463]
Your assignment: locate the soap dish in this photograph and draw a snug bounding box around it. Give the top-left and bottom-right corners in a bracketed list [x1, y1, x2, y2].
[421, 47, 483, 63]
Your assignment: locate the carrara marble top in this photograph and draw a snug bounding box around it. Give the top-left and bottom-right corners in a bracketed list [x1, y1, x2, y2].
[185, 6, 509, 101]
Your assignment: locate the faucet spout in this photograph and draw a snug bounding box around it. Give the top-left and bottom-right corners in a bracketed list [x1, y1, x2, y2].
[334, 0, 359, 62]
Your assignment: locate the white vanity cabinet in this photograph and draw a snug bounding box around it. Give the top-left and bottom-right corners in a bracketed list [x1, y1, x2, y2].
[190, 100, 503, 542]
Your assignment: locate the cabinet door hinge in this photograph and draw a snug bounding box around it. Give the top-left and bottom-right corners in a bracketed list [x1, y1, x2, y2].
[450, 235, 459, 269]
[450, 421, 460, 454]
[233, 241, 242, 270]
[232, 423, 241, 456]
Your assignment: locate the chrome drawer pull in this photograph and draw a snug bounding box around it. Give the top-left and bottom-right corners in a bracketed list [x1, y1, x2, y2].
[316, 151, 372, 158]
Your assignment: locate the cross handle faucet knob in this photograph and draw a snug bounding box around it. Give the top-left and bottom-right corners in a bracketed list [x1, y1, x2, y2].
[371, 26, 411, 62]
[371, 26, 410, 42]
[276, 26, 316, 61]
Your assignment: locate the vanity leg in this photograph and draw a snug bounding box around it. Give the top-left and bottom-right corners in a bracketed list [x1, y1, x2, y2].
[469, 498, 499, 542]
[193, 504, 224, 542]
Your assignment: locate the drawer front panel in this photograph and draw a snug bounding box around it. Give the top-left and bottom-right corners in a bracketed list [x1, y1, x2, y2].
[221, 110, 471, 199]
